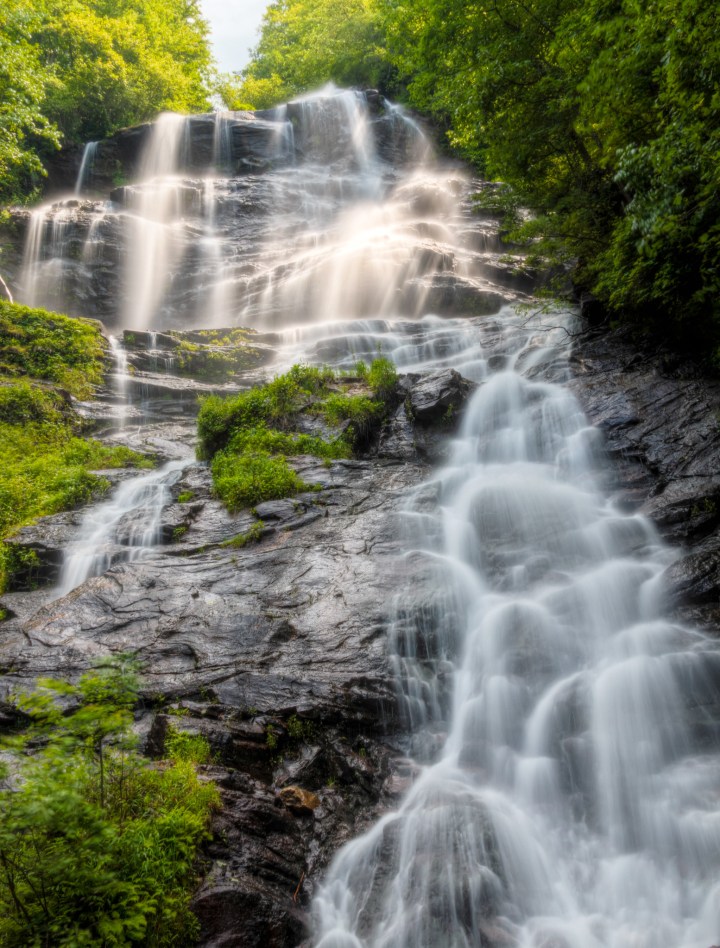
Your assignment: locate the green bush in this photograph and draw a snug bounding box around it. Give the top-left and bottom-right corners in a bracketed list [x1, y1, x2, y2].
[226, 423, 351, 461]
[0, 657, 220, 947]
[322, 393, 381, 446]
[0, 381, 65, 425]
[196, 363, 337, 459]
[211, 449, 309, 512]
[367, 357, 398, 401]
[198, 360, 398, 511]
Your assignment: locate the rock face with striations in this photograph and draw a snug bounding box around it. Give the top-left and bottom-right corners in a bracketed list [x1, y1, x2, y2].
[569, 325, 720, 631]
[0, 369, 476, 947]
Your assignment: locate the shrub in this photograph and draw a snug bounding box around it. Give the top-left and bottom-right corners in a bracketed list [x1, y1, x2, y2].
[211, 449, 309, 511]
[197, 360, 399, 511]
[0, 657, 220, 947]
[0, 301, 105, 399]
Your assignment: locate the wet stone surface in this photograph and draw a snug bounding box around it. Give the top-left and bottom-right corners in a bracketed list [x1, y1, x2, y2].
[570, 325, 720, 631]
[0, 368, 479, 946]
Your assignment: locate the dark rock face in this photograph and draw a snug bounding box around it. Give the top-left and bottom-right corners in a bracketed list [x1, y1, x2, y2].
[569, 325, 720, 630]
[0, 368, 479, 947]
[406, 368, 476, 424]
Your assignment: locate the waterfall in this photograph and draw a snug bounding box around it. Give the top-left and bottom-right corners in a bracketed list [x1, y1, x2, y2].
[58, 459, 189, 596]
[15, 88, 720, 945]
[75, 140, 98, 194]
[314, 312, 720, 948]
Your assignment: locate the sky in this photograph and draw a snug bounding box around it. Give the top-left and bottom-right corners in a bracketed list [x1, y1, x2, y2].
[200, 0, 269, 74]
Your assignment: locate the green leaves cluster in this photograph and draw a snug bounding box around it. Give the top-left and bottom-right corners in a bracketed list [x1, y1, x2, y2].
[217, 0, 392, 110]
[386, 0, 720, 354]
[0, 0, 212, 203]
[0, 656, 219, 946]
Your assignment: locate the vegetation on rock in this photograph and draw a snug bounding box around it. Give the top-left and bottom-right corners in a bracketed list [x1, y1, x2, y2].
[197, 359, 398, 511]
[0, 656, 219, 947]
[0, 303, 151, 592]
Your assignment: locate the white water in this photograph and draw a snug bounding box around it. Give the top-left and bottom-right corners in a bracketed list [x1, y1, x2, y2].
[16, 88, 720, 944]
[314, 312, 720, 948]
[75, 141, 98, 194]
[58, 459, 189, 596]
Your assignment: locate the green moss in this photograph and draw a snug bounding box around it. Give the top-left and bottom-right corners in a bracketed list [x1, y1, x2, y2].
[0, 384, 152, 591]
[221, 519, 266, 548]
[177, 490, 194, 503]
[0, 301, 105, 399]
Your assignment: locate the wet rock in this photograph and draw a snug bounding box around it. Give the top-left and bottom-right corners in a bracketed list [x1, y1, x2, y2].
[278, 786, 321, 816]
[570, 325, 720, 631]
[407, 368, 476, 424]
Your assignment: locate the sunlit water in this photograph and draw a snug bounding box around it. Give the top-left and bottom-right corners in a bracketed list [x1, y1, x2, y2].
[17, 87, 720, 946]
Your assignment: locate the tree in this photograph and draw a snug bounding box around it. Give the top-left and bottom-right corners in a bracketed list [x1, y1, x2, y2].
[222, 0, 392, 109]
[0, 0, 213, 202]
[0, 2, 59, 202]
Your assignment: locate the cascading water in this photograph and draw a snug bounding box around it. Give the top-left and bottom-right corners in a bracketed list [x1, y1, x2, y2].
[314, 312, 720, 948]
[14, 86, 720, 945]
[58, 458, 189, 596]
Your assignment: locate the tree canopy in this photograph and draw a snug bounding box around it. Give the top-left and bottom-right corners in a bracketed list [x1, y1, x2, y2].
[0, 0, 212, 202]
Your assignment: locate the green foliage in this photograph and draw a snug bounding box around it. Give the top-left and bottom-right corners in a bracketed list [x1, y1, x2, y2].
[0, 657, 220, 947]
[0, 410, 151, 590]
[177, 490, 194, 503]
[226, 423, 351, 461]
[198, 360, 398, 511]
[367, 356, 397, 400]
[211, 449, 309, 512]
[196, 363, 336, 460]
[0, 307, 151, 590]
[0, 301, 105, 398]
[0, 1, 60, 203]
[0, 0, 212, 201]
[218, 0, 392, 109]
[381, 0, 720, 352]
[322, 393, 380, 446]
[164, 727, 213, 765]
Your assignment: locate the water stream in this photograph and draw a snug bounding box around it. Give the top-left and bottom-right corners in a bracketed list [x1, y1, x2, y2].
[17, 87, 720, 947]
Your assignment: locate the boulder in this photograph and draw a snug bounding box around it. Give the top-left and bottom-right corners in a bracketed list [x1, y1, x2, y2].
[407, 368, 476, 424]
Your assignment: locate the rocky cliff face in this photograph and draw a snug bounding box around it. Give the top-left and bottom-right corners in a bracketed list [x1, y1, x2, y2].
[0, 360, 477, 946]
[569, 326, 720, 633]
[3, 320, 720, 945]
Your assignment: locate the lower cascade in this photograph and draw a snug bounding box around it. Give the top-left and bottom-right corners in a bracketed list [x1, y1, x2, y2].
[314, 317, 720, 948]
[5, 86, 720, 947]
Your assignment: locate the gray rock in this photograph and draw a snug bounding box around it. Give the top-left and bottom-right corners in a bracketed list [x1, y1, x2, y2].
[408, 368, 476, 424]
